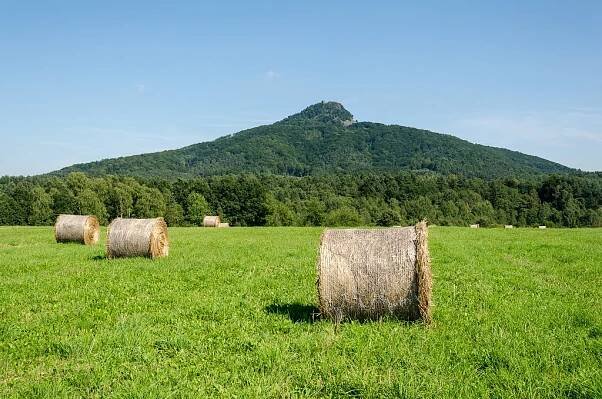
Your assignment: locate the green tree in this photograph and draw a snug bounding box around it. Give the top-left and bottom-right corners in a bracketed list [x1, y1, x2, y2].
[165, 201, 185, 226]
[325, 206, 363, 226]
[209, 175, 267, 226]
[78, 188, 108, 223]
[472, 200, 495, 227]
[133, 187, 166, 219]
[403, 196, 436, 223]
[108, 184, 134, 219]
[376, 207, 401, 227]
[1, 170, 601, 228]
[562, 197, 581, 227]
[46, 177, 76, 215]
[302, 198, 326, 226]
[29, 186, 53, 225]
[187, 192, 211, 226]
[66, 172, 90, 195]
[266, 198, 297, 226]
[0, 192, 18, 225]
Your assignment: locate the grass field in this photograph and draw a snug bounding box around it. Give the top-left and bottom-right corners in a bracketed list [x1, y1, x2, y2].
[0, 226, 600, 398]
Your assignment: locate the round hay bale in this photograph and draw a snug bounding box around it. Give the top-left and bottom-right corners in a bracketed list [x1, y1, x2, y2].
[317, 221, 432, 323]
[203, 216, 220, 227]
[218, 222, 229, 228]
[54, 214, 100, 245]
[106, 218, 169, 259]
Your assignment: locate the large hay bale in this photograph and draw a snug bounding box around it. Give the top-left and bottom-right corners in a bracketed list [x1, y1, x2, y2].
[106, 218, 169, 259]
[203, 216, 220, 227]
[54, 214, 100, 245]
[317, 221, 432, 323]
[218, 222, 230, 228]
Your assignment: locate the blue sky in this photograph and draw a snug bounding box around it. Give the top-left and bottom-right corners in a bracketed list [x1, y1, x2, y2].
[1, 1, 601, 175]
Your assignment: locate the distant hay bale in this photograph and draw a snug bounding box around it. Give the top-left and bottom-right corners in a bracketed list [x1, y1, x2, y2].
[538, 225, 547, 229]
[106, 218, 169, 259]
[218, 222, 229, 228]
[505, 225, 514, 229]
[470, 224, 480, 228]
[54, 214, 100, 245]
[317, 221, 432, 323]
[203, 216, 220, 227]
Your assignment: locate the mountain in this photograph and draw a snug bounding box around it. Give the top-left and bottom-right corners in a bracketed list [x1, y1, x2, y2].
[54, 101, 572, 179]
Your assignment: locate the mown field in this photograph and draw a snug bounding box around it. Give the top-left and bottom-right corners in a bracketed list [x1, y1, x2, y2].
[0, 226, 600, 398]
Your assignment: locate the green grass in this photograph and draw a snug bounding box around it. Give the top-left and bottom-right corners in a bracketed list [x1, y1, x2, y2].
[0, 226, 600, 398]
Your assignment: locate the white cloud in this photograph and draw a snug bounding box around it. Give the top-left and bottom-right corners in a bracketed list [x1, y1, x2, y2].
[264, 70, 280, 81]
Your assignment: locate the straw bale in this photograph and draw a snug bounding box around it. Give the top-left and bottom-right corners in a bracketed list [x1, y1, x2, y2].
[106, 217, 168, 259]
[54, 214, 99, 245]
[203, 216, 220, 227]
[317, 221, 432, 322]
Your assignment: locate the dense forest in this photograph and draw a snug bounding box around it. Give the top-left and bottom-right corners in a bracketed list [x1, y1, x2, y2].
[55, 102, 571, 179]
[1, 172, 600, 228]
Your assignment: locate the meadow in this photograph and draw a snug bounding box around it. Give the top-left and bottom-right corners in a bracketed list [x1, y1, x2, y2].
[0, 226, 600, 398]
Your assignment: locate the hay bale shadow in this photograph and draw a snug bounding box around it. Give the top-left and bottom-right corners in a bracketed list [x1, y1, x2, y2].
[265, 303, 320, 323]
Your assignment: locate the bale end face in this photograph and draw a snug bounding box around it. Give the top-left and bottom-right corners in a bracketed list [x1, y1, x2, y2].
[414, 220, 432, 323]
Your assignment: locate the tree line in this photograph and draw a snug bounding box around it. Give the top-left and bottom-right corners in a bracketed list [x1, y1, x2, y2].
[0, 172, 600, 228]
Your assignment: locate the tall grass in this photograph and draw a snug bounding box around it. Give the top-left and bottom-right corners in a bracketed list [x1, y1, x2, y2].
[0, 226, 600, 398]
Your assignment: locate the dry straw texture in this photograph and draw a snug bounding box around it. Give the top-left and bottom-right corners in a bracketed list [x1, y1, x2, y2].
[106, 218, 169, 259]
[203, 216, 220, 227]
[317, 221, 432, 323]
[54, 214, 100, 245]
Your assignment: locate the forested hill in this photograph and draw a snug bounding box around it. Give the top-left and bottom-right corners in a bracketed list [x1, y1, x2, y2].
[54, 101, 572, 179]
